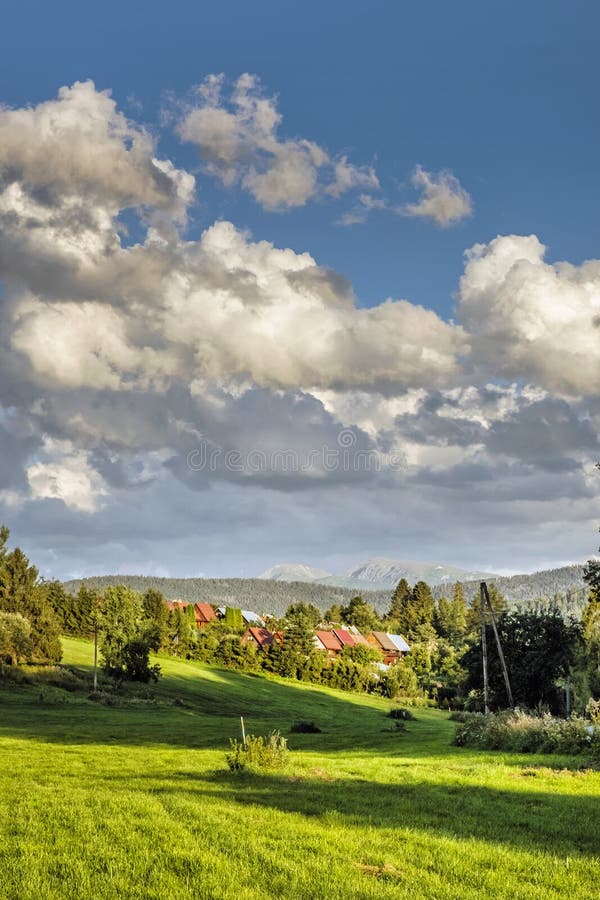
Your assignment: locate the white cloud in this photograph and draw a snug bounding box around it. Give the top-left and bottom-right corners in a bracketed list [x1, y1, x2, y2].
[10, 220, 466, 392]
[178, 73, 379, 210]
[27, 440, 108, 512]
[402, 165, 472, 226]
[0, 80, 195, 285]
[458, 234, 600, 394]
[0, 80, 598, 579]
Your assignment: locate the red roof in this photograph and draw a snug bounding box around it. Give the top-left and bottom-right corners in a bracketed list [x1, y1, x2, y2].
[166, 600, 186, 611]
[315, 630, 344, 652]
[244, 627, 275, 648]
[194, 602, 216, 623]
[333, 629, 356, 647]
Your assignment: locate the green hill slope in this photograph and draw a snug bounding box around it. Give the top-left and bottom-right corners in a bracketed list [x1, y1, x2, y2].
[0, 639, 599, 899]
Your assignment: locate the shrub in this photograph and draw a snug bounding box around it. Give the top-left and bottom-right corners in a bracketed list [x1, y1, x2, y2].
[388, 707, 415, 721]
[454, 710, 594, 755]
[290, 720, 321, 733]
[225, 730, 289, 772]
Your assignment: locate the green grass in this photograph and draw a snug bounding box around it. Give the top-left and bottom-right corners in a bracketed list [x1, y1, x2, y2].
[1, 638, 599, 899]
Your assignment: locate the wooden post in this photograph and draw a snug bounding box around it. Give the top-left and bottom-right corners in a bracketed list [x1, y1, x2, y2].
[481, 582, 514, 710]
[240, 716, 246, 748]
[93, 626, 98, 693]
[480, 583, 489, 714]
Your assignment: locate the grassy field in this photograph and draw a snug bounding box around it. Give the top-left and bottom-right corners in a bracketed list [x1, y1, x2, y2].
[1, 639, 599, 899]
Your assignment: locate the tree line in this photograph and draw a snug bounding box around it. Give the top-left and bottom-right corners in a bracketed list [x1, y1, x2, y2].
[2, 523, 600, 713]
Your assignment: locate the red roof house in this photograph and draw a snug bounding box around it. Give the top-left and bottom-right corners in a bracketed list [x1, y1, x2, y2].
[193, 602, 216, 626]
[314, 630, 344, 658]
[241, 627, 276, 649]
[332, 629, 356, 648]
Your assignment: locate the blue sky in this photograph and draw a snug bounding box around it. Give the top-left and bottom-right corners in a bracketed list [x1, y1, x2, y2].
[0, 1, 599, 578]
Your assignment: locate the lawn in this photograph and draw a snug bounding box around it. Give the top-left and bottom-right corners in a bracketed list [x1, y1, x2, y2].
[0, 637, 599, 899]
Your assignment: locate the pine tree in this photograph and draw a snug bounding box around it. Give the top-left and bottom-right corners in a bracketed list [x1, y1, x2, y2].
[0, 538, 61, 663]
[435, 582, 468, 648]
[386, 578, 411, 625]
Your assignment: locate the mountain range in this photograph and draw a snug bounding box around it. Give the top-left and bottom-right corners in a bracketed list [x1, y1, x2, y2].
[63, 562, 590, 619]
[258, 557, 496, 591]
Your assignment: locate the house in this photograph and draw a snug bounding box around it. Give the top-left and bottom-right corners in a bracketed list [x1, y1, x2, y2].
[332, 628, 356, 649]
[192, 602, 216, 626]
[314, 630, 344, 658]
[388, 633, 410, 654]
[165, 600, 216, 627]
[241, 627, 276, 650]
[367, 631, 410, 665]
[241, 609, 265, 626]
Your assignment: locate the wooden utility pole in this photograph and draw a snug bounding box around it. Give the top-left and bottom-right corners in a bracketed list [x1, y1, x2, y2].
[93, 625, 98, 692]
[480, 582, 514, 711]
[480, 583, 489, 713]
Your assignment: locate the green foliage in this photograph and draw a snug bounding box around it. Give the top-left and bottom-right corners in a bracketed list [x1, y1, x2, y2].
[340, 595, 379, 632]
[343, 643, 382, 665]
[435, 582, 468, 647]
[454, 710, 598, 756]
[142, 589, 169, 650]
[225, 730, 289, 772]
[285, 602, 321, 628]
[461, 611, 580, 712]
[214, 636, 258, 671]
[120, 640, 161, 683]
[290, 720, 321, 733]
[377, 661, 420, 699]
[0, 612, 31, 666]
[581, 591, 600, 696]
[386, 578, 411, 629]
[323, 603, 343, 624]
[223, 606, 244, 630]
[0, 532, 62, 665]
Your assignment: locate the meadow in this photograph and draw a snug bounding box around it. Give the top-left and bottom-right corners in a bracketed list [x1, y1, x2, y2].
[0, 638, 599, 899]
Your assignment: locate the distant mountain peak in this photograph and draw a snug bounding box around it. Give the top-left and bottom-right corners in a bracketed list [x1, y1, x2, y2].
[259, 556, 496, 589]
[258, 563, 331, 582]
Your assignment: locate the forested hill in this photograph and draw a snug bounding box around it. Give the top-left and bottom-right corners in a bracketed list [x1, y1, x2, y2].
[62, 575, 391, 618]
[63, 562, 590, 619]
[433, 564, 588, 618]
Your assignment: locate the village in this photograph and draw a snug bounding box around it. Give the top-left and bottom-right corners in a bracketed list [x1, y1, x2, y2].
[165, 600, 411, 668]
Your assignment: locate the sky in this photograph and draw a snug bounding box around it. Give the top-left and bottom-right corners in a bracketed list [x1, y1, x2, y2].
[0, 0, 599, 579]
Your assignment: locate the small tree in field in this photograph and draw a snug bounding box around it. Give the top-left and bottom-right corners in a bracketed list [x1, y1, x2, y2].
[0, 612, 31, 667]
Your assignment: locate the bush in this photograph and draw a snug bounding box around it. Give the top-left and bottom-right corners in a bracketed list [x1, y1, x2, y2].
[454, 710, 595, 755]
[290, 720, 321, 733]
[225, 730, 289, 772]
[388, 707, 415, 721]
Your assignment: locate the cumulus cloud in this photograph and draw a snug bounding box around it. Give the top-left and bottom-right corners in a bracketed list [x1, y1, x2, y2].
[458, 234, 600, 394]
[9, 221, 466, 392]
[0, 81, 194, 292]
[26, 440, 108, 512]
[177, 73, 379, 210]
[0, 79, 597, 577]
[402, 165, 472, 226]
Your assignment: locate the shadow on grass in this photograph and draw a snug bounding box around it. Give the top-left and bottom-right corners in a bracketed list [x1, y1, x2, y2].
[191, 770, 600, 857]
[87, 767, 600, 858]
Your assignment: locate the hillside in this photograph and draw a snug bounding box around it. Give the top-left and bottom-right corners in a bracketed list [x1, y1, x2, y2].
[433, 564, 589, 618]
[62, 574, 392, 616]
[64, 562, 591, 618]
[0, 638, 598, 899]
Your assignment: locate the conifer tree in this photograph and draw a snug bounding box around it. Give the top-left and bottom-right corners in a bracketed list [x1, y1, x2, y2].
[386, 578, 411, 625]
